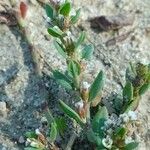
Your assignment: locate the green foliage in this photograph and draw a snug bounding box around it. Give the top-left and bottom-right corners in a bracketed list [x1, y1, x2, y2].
[53, 70, 73, 89]
[124, 142, 139, 150]
[54, 40, 67, 58]
[68, 60, 81, 78]
[59, 2, 71, 16]
[59, 100, 84, 126]
[75, 32, 86, 49]
[49, 122, 57, 143]
[123, 81, 133, 102]
[35, 2, 150, 150]
[25, 131, 38, 139]
[114, 127, 127, 139]
[82, 44, 94, 60]
[139, 83, 150, 95]
[45, 4, 54, 19]
[92, 106, 108, 134]
[87, 129, 104, 148]
[71, 8, 81, 24]
[47, 26, 63, 37]
[114, 94, 124, 114]
[89, 71, 105, 102]
[55, 117, 67, 135]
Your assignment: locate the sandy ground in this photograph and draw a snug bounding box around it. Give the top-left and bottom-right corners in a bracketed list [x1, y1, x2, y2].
[0, 0, 150, 149]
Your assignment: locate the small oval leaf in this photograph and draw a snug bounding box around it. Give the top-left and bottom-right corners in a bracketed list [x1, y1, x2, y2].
[92, 106, 108, 133]
[53, 70, 73, 89]
[75, 32, 86, 49]
[89, 71, 105, 102]
[59, 100, 84, 126]
[139, 83, 150, 95]
[25, 131, 37, 139]
[82, 44, 94, 60]
[54, 40, 67, 58]
[123, 81, 133, 102]
[49, 122, 57, 143]
[71, 8, 81, 24]
[48, 26, 63, 37]
[68, 60, 81, 78]
[124, 142, 139, 150]
[59, 2, 71, 16]
[45, 4, 54, 19]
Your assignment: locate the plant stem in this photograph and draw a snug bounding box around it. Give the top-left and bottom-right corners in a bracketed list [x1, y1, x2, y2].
[65, 131, 77, 150]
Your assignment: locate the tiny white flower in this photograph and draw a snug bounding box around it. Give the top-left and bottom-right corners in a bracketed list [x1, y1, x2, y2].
[70, 9, 76, 16]
[35, 128, 41, 135]
[26, 138, 31, 143]
[51, 0, 72, 6]
[30, 141, 39, 148]
[104, 119, 113, 126]
[25, 138, 31, 146]
[120, 113, 129, 123]
[125, 136, 134, 144]
[41, 116, 47, 123]
[81, 81, 90, 90]
[128, 111, 137, 121]
[116, 118, 122, 126]
[75, 101, 84, 109]
[102, 136, 113, 149]
[66, 31, 72, 37]
[107, 128, 113, 135]
[51, 0, 65, 5]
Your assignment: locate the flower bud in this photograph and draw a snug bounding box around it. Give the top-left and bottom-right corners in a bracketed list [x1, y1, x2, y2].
[20, 1, 28, 19]
[75, 101, 87, 119]
[80, 82, 90, 101]
[35, 128, 42, 135]
[128, 111, 137, 121]
[102, 136, 113, 149]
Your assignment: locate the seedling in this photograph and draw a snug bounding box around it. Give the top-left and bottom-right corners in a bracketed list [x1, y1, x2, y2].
[24, 0, 150, 150]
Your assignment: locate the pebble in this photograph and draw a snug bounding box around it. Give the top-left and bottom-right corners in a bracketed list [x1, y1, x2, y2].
[18, 136, 25, 144]
[0, 101, 7, 117]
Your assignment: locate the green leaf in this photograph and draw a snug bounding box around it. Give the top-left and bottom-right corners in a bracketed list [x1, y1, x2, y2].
[75, 32, 86, 49]
[124, 97, 139, 112]
[49, 122, 57, 143]
[71, 8, 81, 24]
[45, 4, 54, 19]
[87, 129, 103, 146]
[89, 71, 105, 102]
[68, 60, 81, 78]
[55, 117, 67, 135]
[124, 142, 139, 150]
[139, 83, 150, 95]
[114, 127, 126, 139]
[125, 63, 137, 83]
[59, 100, 84, 126]
[25, 131, 37, 139]
[114, 95, 123, 114]
[123, 82, 133, 102]
[92, 106, 108, 134]
[59, 2, 71, 16]
[47, 26, 63, 37]
[54, 40, 67, 58]
[53, 70, 73, 89]
[82, 44, 94, 60]
[44, 108, 55, 125]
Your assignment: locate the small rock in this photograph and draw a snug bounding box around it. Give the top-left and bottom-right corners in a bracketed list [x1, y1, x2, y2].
[0, 101, 7, 117]
[90, 14, 134, 31]
[18, 136, 25, 144]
